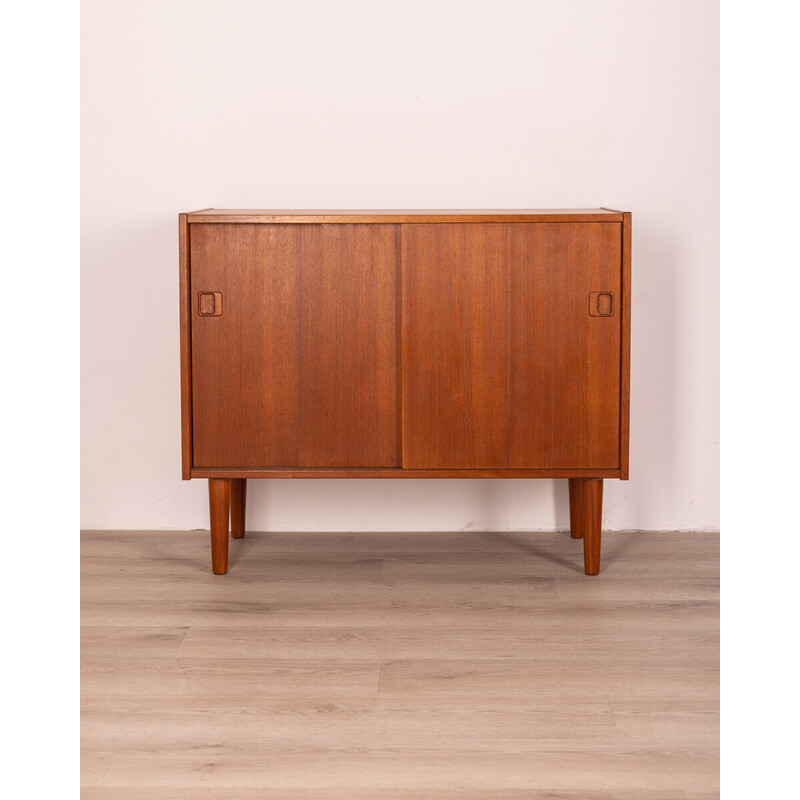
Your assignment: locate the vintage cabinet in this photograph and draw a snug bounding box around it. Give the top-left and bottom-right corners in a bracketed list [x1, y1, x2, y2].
[179, 209, 631, 575]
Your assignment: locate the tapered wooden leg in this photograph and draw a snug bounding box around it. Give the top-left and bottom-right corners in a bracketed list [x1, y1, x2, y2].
[230, 479, 247, 539]
[580, 479, 603, 575]
[208, 479, 230, 575]
[568, 478, 583, 538]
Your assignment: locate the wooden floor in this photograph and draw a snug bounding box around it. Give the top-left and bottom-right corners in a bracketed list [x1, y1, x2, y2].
[81, 530, 719, 799]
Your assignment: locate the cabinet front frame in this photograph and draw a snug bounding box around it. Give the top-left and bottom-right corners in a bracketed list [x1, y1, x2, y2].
[179, 211, 631, 481]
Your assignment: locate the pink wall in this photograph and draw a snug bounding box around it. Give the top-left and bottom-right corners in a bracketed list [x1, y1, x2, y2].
[81, 0, 719, 531]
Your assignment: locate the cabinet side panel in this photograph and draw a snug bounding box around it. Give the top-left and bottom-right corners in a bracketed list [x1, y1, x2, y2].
[619, 212, 632, 479]
[191, 223, 398, 468]
[178, 213, 192, 479]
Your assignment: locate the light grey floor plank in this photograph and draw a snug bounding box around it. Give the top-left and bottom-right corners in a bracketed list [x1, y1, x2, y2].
[82, 530, 719, 795]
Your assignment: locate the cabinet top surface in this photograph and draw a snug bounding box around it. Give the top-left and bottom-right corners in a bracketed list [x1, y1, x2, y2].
[185, 208, 626, 223]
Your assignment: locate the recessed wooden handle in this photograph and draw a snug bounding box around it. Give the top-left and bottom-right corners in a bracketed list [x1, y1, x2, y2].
[198, 292, 223, 316]
[589, 292, 614, 317]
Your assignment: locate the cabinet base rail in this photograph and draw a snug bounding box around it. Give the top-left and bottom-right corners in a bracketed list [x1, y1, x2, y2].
[207, 477, 603, 576]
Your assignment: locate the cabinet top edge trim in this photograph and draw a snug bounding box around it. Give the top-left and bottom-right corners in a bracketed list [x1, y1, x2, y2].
[185, 209, 626, 223]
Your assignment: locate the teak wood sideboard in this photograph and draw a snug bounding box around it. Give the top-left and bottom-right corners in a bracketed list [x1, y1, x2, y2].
[179, 209, 631, 575]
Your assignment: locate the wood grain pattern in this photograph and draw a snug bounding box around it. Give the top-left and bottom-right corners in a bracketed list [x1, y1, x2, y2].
[81, 529, 719, 796]
[402, 223, 621, 469]
[190, 223, 399, 468]
[186, 209, 624, 224]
